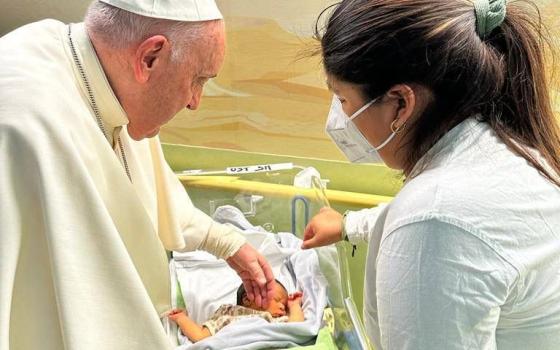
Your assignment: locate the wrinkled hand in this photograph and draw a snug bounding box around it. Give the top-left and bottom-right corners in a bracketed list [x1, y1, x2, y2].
[168, 308, 188, 322]
[301, 207, 344, 249]
[287, 291, 303, 309]
[226, 243, 275, 308]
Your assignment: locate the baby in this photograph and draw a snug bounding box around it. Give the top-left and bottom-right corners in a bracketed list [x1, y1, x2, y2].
[169, 280, 304, 343]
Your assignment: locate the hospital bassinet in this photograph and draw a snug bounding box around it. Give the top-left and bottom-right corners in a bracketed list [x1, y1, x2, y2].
[163, 143, 401, 350]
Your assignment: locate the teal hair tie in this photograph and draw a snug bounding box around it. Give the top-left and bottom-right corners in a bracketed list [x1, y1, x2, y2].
[474, 0, 507, 38]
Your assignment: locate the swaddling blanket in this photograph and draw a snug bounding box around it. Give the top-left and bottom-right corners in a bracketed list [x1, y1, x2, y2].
[171, 206, 328, 349]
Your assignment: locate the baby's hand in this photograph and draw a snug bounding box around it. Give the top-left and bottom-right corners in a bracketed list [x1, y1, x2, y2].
[287, 291, 303, 309]
[168, 308, 188, 322]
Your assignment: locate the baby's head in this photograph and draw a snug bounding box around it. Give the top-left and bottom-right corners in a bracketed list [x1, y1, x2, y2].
[237, 279, 288, 317]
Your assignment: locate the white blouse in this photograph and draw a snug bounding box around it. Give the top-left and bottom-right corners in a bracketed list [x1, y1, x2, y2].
[345, 118, 560, 349]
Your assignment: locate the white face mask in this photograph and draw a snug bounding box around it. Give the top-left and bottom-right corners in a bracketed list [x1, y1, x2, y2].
[325, 95, 397, 163]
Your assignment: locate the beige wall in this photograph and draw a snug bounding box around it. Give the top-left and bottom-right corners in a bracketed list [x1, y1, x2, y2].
[162, 0, 560, 160]
[162, 1, 341, 159]
[0, 0, 89, 35]
[2, 0, 558, 160]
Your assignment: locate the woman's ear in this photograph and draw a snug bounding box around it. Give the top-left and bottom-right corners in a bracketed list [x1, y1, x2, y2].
[386, 84, 416, 130]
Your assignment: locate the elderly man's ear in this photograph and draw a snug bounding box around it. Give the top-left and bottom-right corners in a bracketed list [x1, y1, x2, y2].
[133, 35, 170, 84]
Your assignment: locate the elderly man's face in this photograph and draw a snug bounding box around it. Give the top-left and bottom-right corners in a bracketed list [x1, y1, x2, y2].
[127, 21, 226, 140]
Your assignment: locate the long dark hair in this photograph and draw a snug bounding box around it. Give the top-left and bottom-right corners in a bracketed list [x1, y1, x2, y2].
[315, 0, 560, 185]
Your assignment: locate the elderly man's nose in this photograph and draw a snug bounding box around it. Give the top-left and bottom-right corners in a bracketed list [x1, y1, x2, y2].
[187, 91, 202, 110]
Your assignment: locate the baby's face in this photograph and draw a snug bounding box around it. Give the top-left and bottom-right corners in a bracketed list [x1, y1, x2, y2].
[266, 283, 289, 317]
[247, 282, 288, 317]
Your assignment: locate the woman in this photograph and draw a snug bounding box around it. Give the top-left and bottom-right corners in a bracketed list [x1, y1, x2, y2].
[302, 0, 560, 349]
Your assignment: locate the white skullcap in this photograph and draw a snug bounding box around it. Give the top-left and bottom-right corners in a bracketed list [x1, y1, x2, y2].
[99, 0, 223, 21]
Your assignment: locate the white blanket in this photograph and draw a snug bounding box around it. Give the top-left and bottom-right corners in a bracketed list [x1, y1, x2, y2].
[170, 206, 328, 350]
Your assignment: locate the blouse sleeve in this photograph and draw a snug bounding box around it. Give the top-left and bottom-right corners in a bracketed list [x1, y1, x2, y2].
[344, 203, 389, 244]
[376, 218, 518, 349]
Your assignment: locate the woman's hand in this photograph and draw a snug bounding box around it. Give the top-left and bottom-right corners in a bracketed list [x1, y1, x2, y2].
[301, 207, 344, 249]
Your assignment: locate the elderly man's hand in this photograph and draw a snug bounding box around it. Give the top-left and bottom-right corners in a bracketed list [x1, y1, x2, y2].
[226, 243, 275, 308]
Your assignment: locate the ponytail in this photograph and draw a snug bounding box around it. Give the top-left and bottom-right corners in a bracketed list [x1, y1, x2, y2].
[486, 1, 560, 186]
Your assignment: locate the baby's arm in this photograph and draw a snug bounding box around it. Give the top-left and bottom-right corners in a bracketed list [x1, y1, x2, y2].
[287, 292, 305, 322]
[168, 309, 211, 342]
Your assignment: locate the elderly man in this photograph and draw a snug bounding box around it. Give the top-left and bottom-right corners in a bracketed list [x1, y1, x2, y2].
[0, 0, 275, 348]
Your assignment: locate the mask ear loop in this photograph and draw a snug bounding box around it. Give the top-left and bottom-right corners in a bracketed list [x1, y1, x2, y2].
[348, 98, 378, 121]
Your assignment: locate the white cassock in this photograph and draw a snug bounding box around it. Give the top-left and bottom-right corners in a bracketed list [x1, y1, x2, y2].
[0, 20, 245, 350]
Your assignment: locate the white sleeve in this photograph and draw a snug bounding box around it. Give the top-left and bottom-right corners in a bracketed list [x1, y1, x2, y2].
[376, 219, 518, 350]
[344, 203, 388, 244]
[179, 204, 246, 260]
[159, 150, 245, 259]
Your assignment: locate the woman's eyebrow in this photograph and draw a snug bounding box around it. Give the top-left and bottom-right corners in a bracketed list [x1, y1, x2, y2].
[326, 80, 340, 94]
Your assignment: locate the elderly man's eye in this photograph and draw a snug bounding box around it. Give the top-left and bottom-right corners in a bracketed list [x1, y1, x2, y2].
[195, 78, 207, 87]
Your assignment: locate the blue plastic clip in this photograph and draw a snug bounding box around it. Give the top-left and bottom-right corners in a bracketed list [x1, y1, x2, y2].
[291, 195, 310, 235]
